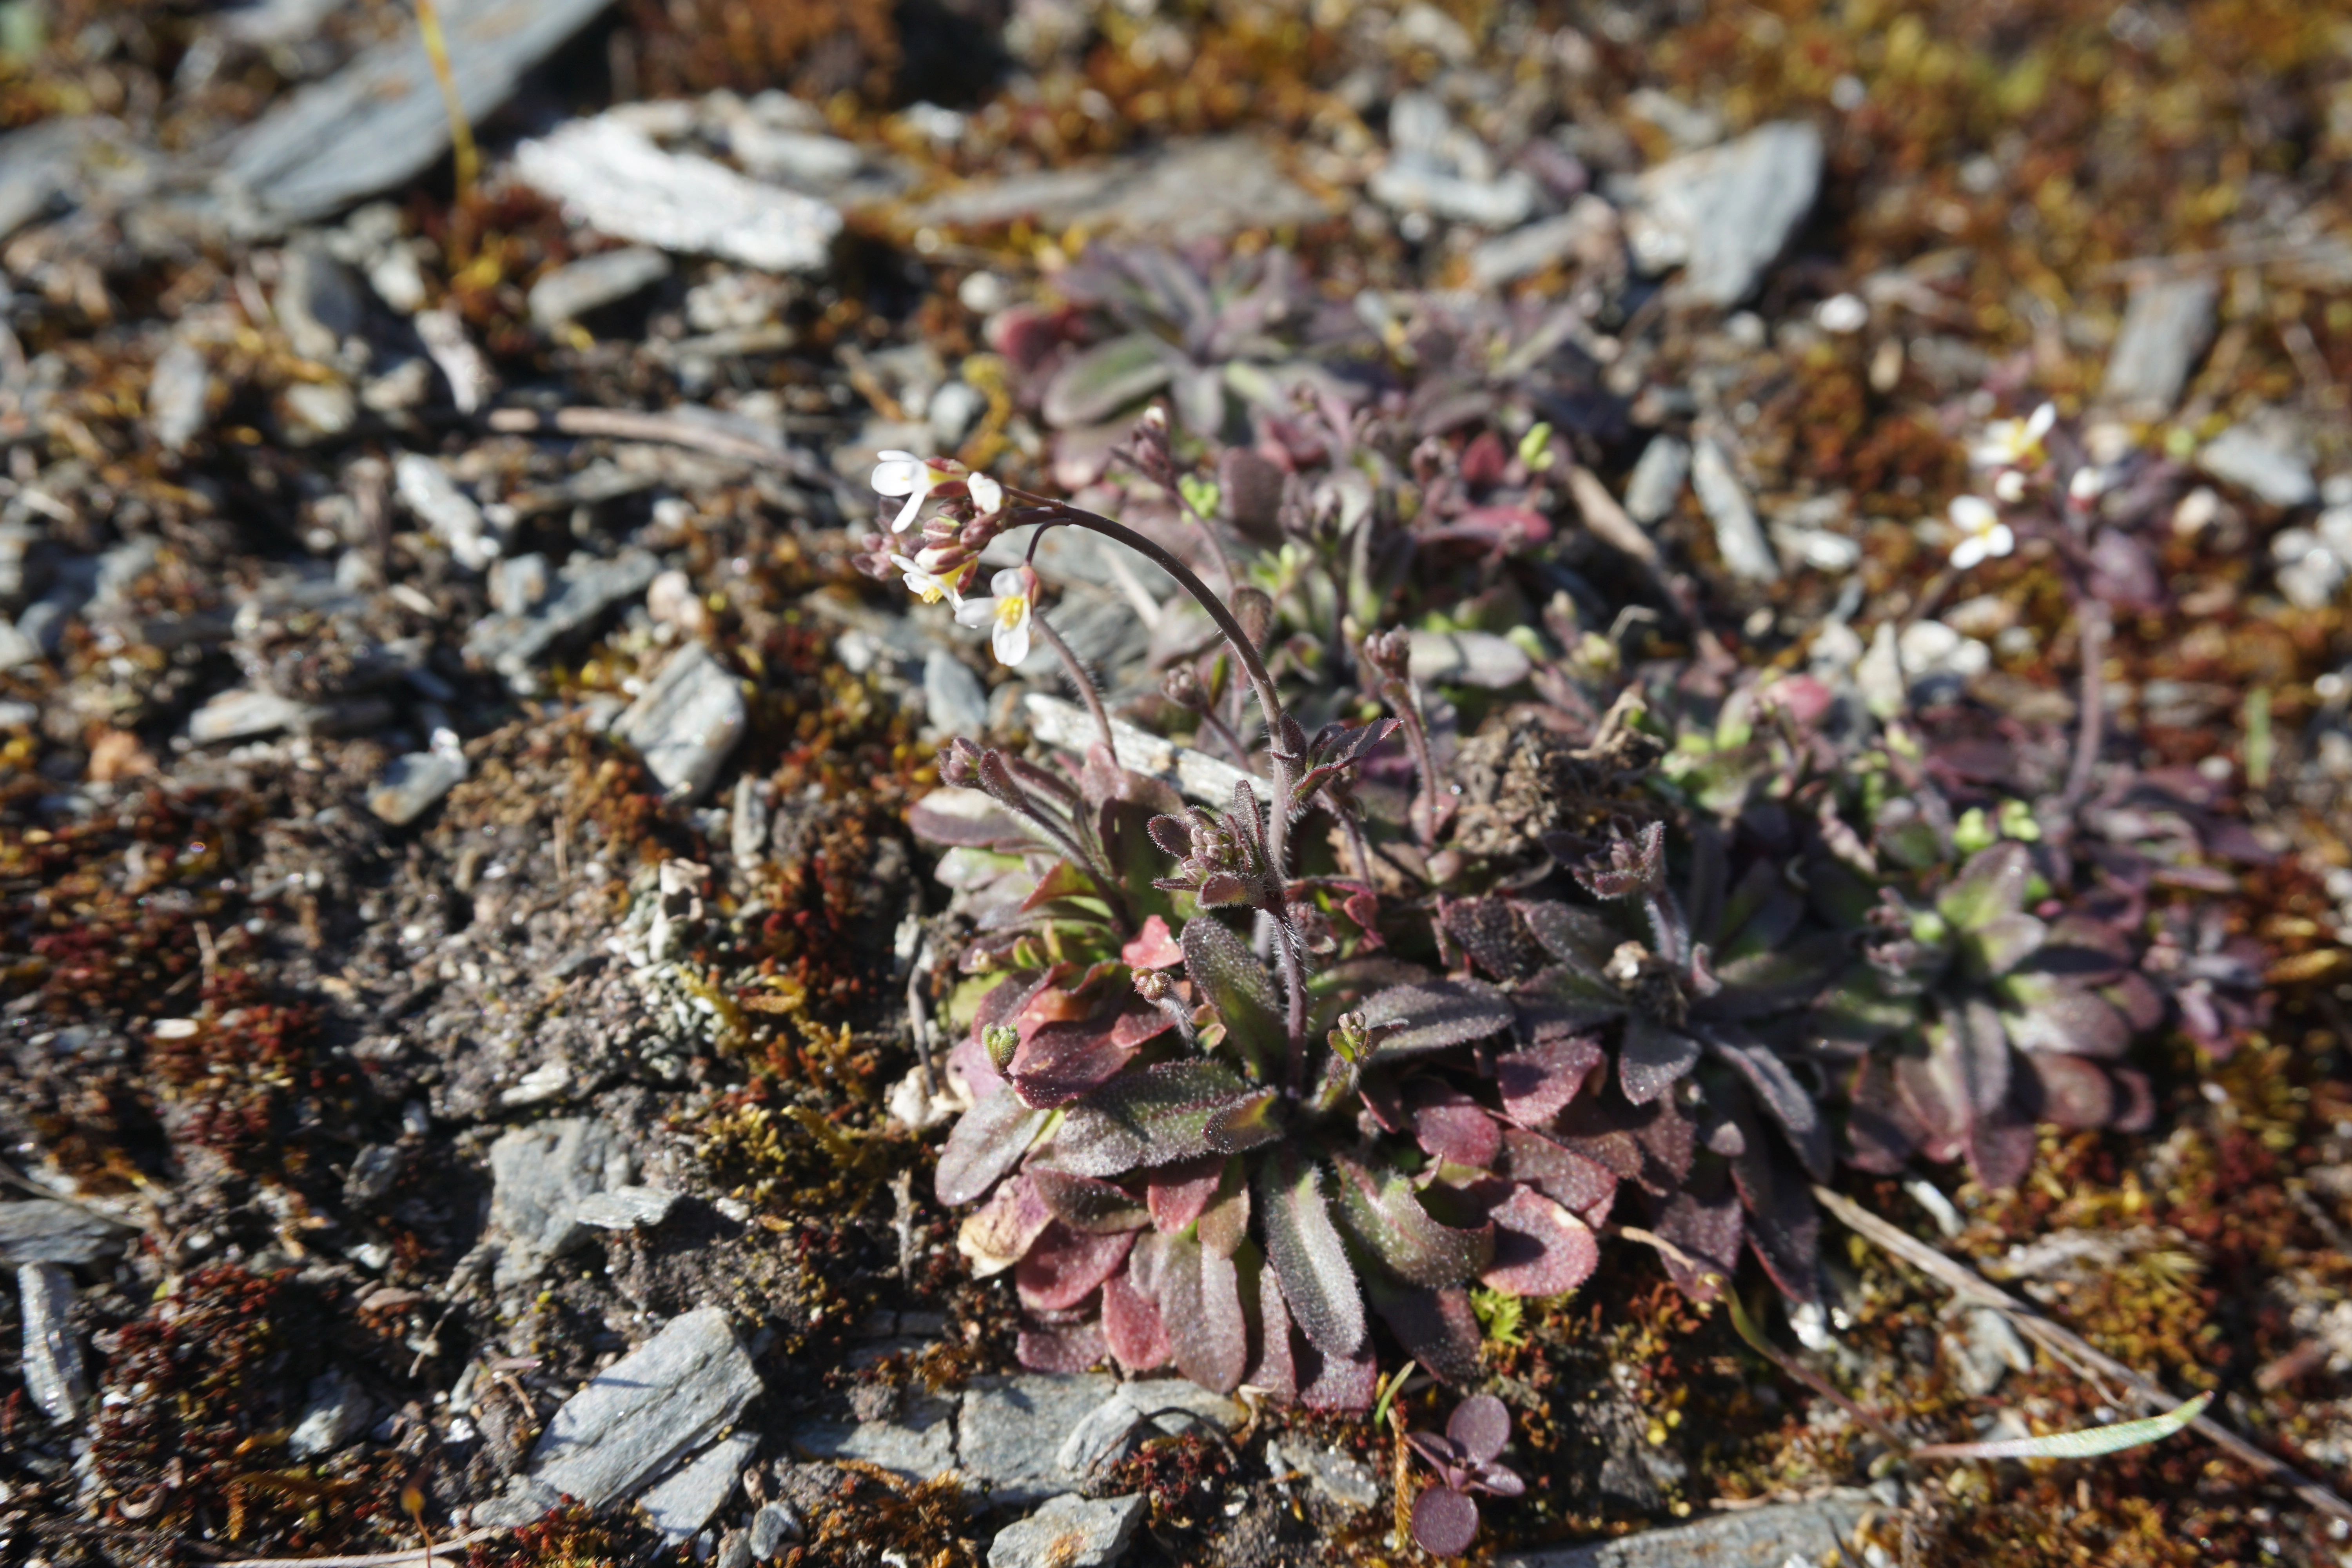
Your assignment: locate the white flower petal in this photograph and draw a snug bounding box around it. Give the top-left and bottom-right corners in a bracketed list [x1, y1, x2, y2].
[993, 617, 1031, 666]
[990, 568, 1026, 597]
[1984, 522, 2015, 559]
[1949, 495, 1998, 533]
[969, 473, 1004, 516]
[891, 492, 925, 532]
[955, 596, 997, 629]
[1993, 469, 2027, 503]
[2024, 402, 2056, 442]
[1950, 535, 1987, 570]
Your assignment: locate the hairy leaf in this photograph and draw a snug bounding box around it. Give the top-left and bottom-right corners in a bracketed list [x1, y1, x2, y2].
[1651, 1181, 1742, 1302]
[1362, 977, 1516, 1058]
[1298, 1331, 1379, 1412]
[1016, 1221, 1136, 1312]
[2014, 1051, 2116, 1130]
[935, 1091, 1052, 1207]
[1441, 898, 1543, 982]
[1724, 1104, 1820, 1301]
[1407, 1083, 1503, 1167]
[1708, 1034, 1831, 1181]
[1937, 841, 2033, 933]
[1196, 1160, 1252, 1258]
[1411, 1488, 1480, 1556]
[1183, 914, 1285, 1079]
[1497, 1128, 1619, 1218]
[956, 1171, 1053, 1277]
[1101, 1256, 1172, 1373]
[1030, 1167, 1152, 1234]
[1620, 1015, 1701, 1105]
[1365, 1273, 1483, 1384]
[1258, 1146, 1367, 1358]
[1160, 1232, 1250, 1394]
[1963, 912, 2047, 982]
[1481, 1184, 1598, 1298]
[1333, 1152, 1495, 1287]
[1042, 331, 1178, 426]
[1016, 1318, 1108, 1374]
[1496, 1035, 1604, 1124]
[1012, 1003, 1173, 1108]
[1449, 1394, 1512, 1465]
[1250, 1256, 1298, 1402]
[1048, 1060, 1278, 1176]
[1147, 1154, 1225, 1233]
[1518, 900, 1623, 970]
[1999, 982, 2130, 1059]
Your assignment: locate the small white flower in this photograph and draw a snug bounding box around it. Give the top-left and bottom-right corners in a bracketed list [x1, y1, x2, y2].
[1948, 495, 2014, 570]
[956, 568, 1035, 666]
[1968, 401, 2056, 472]
[2067, 465, 2108, 506]
[968, 471, 1005, 518]
[872, 449, 951, 532]
[889, 554, 964, 607]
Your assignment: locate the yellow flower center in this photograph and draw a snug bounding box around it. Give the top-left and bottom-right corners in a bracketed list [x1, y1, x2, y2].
[996, 594, 1027, 630]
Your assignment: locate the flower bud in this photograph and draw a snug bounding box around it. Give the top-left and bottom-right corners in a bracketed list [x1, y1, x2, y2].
[1133, 969, 1173, 1003]
[939, 737, 984, 787]
[1362, 627, 1413, 681]
[982, 1023, 1019, 1075]
[1161, 664, 1208, 712]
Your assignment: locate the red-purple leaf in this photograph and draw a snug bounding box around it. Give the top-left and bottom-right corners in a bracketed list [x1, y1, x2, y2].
[1652, 1184, 1742, 1302]
[1620, 1016, 1700, 1105]
[1102, 1257, 1171, 1373]
[1147, 1153, 1225, 1233]
[1011, 1002, 1172, 1107]
[1249, 1262, 1298, 1403]
[1447, 1394, 1512, 1465]
[1016, 1317, 1108, 1374]
[1298, 1333, 1378, 1412]
[1411, 1488, 1480, 1557]
[1121, 913, 1184, 970]
[2015, 1051, 2116, 1130]
[1015, 1221, 1136, 1312]
[1029, 1167, 1152, 1234]
[1366, 1275, 1483, 1384]
[1498, 1128, 1619, 1218]
[1408, 1082, 1503, 1167]
[1480, 1185, 1598, 1298]
[1496, 1035, 1604, 1125]
[956, 1170, 1054, 1277]
[1160, 1233, 1249, 1394]
[1708, 1034, 1831, 1181]
[935, 1091, 1051, 1207]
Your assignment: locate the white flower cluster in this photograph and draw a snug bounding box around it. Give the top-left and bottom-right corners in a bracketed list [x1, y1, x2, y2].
[870, 451, 1034, 665]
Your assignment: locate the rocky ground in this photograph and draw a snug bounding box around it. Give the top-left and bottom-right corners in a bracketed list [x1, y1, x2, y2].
[4, 1, 2352, 1566]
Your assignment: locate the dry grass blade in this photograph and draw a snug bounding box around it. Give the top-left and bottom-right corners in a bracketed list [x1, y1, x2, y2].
[1812, 1185, 2352, 1527]
[213, 1526, 502, 1568]
[1909, 1392, 2212, 1461]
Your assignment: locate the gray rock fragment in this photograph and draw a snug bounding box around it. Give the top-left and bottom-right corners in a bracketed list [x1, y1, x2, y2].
[988, 1493, 1146, 1568]
[911, 137, 1328, 241]
[1690, 438, 1779, 581]
[486, 1118, 632, 1289]
[962, 1373, 1125, 1505]
[489, 552, 550, 616]
[749, 1500, 804, 1557]
[0, 1200, 130, 1266]
[277, 241, 365, 361]
[395, 453, 500, 572]
[343, 1144, 403, 1208]
[1492, 1490, 1873, 1567]
[529, 246, 673, 330]
[2200, 422, 2318, 508]
[571, 1185, 680, 1231]
[1265, 1439, 1379, 1509]
[215, 0, 616, 229]
[520, 1307, 762, 1509]
[637, 1430, 757, 1543]
[0, 116, 120, 241]
[1625, 121, 1823, 306]
[18, 1262, 87, 1423]
[1943, 1305, 2033, 1398]
[1369, 161, 1537, 229]
[1023, 694, 1266, 806]
[928, 381, 987, 449]
[368, 728, 468, 826]
[281, 379, 358, 442]
[1623, 435, 1691, 525]
[465, 550, 662, 678]
[1056, 1379, 1245, 1479]
[715, 1530, 753, 1568]
[188, 688, 323, 744]
[515, 118, 841, 274]
[148, 339, 212, 452]
[1469, 197, 1620, 288]
[730, 776, 771, 868]
[795, 1386, 960, 1484]
[2102, 275, 2217, 413]
[612, 642, 748, 804]
[288, 1367, 376, 1459]
[923, 649, 989, 737]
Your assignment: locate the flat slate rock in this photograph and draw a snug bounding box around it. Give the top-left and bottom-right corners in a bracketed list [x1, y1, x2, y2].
[611, 641, 747, 804]
[910, 137, 1328, 242]
[989, 1492, 1146, 1568]
[1625, 120, 1823, 307]
[2102, 274, 2218, 413]
[523, 1306, 762, 1508]
[213, 0, 614, 230]
[0, 1200, 131, 1267]
[486, 1117, 632, 1289]
[465, 549, 662, 678]
[1494, 1492, 1877, 1568]
[515, 117, 840, 274]
[2200, 422, 2318, 509]
[18, 1261, 88, 1423]
[1691, 437, 1780, 582]
[638, 1430, 758, 1543]
[795, 1386, 961, 1482]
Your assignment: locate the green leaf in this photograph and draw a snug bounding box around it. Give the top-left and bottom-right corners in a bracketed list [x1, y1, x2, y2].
[1937, 842, 2033, 933]
[1911, 1392, 2212, 1462]
[1047, 1060, 1276, 1176]
[1962, 912, 2047, 981]
[1360, 977, 1515, 1058]
[1257, 1145, 1366, 1358]
[1183, 915, 1284, 1080]
[1332, 1151, 1494, 1287]
[1041, 332, 1176, 427]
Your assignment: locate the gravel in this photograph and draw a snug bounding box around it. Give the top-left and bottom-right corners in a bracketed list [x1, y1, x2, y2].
[17, 1262, 87, 1424]
[1624, 120, 1824, 306]
[988, 1492, 1147, 1568]
[611, 641, 749, 804]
